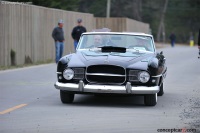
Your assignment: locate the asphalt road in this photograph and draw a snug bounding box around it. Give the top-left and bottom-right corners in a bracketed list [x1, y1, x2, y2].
[0, 45, 199, 133]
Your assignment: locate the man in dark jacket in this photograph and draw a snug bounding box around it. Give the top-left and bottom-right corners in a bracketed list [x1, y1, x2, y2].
[52, 19, 65, 63]
[71, 18, 87, 50]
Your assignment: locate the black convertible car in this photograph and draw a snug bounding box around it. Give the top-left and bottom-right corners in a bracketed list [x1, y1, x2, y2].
[54, 31, 167, 106]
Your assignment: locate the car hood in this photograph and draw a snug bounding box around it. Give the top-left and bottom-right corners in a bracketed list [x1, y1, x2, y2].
[67, 50, 155, 70]
[82, 50, 143, 61]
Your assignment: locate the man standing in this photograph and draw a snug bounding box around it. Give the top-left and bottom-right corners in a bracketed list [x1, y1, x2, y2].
[52, 19, 65, 63]
[71, 18, 87, 50]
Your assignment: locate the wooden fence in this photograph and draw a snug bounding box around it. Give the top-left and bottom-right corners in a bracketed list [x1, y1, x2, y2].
[0, 3, 95, 66]
[95, 17, 150, 33]
[0, 2, 150, 67]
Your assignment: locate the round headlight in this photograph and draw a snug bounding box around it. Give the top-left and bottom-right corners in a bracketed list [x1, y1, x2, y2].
[138, 71, 150, 83]
[63, 68, 74, 80]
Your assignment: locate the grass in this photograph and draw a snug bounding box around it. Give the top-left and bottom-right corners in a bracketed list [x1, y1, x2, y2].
[0, 59, 54, 71]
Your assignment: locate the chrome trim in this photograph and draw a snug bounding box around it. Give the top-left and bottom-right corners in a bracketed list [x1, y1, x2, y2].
[85, 64, 126, 85]
[78, 80, 84, 91]
[86, 73, 125, 77]
[56, 72, 62, 74]
[151, 74, 162, 78]
[125, 82, 132, 93]
[54, 81, 159, 94]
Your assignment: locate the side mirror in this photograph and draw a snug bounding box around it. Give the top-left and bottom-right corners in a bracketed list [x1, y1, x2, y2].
[157, 51, 165, 64]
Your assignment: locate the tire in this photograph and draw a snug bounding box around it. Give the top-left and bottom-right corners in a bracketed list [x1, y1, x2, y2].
[60, 90, 74, 104]
[158, 83, 164, 96]
[144, 93, 157, 106]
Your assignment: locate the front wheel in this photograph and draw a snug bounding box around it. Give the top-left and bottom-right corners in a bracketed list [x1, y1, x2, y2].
[144, 93, 157, 106]
[60, 90, 74, 104]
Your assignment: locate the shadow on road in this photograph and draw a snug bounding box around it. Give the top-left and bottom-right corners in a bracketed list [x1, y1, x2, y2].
[67, 94, 147, 108]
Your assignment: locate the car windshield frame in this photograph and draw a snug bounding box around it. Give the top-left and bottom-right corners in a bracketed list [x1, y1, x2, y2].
[77, 33, 156, 53]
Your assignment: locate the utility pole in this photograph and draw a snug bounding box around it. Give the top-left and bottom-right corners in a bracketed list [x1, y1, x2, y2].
[106, 0, 111, 18]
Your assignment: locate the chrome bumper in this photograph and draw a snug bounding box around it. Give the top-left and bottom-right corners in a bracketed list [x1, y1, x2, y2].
[54, 81, 159, 94]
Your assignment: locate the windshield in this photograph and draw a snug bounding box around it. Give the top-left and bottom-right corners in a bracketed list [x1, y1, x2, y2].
[77, 34, 155, 52]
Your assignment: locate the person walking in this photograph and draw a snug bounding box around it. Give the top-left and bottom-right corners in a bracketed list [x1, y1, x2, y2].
[71, 18, 87, 50]
[169, 33, 176, 47]
[52, 19, 65, 63]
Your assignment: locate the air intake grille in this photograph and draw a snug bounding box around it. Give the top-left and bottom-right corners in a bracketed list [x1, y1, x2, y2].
[86, 65, 126, 84]
[128, 70, 139, 81]
[72, 68, 85, 80]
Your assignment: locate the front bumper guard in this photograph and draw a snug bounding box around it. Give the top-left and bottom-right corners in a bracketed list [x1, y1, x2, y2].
[54, 81, 159, 94]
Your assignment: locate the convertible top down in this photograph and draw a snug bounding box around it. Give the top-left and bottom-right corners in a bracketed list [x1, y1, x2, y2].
[54, 31, 167, 106]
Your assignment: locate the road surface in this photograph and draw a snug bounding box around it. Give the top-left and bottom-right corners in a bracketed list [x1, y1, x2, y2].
[0, 45, 199, 133]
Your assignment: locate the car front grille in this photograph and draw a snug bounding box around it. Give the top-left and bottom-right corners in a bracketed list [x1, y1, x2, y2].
[86, 65, 126, 84]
